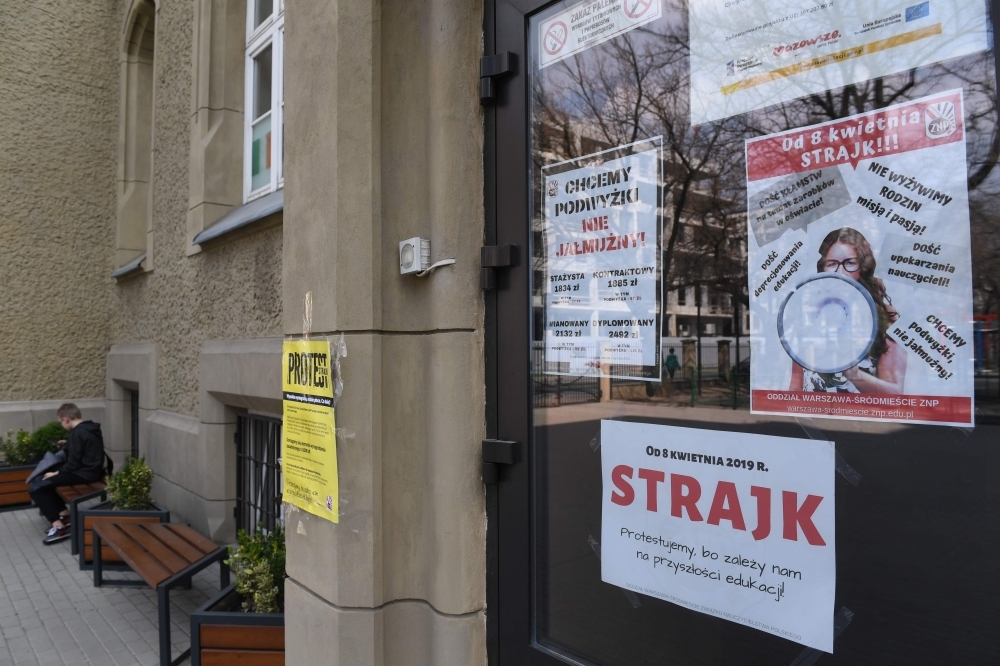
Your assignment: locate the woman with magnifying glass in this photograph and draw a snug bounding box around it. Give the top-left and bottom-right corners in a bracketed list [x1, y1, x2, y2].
[789, 227, 907, 393]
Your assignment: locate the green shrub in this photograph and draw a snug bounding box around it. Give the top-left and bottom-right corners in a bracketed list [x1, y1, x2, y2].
[106, 456, 154, 510]
[0, 421, 65, 466]
[227, 525, 286, 613]
[30, 421, 69, 451]
[0, 430, 28, 465]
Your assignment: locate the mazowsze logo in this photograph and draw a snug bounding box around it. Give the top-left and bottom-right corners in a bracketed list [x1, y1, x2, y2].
[772, 30, 840, 56]
[925, 101, 956, 139]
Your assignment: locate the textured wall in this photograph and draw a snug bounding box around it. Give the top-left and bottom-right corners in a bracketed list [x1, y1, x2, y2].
[110, 0, 282, 417]
[0, 0, 118, 401]
[0, 0, 281, 415]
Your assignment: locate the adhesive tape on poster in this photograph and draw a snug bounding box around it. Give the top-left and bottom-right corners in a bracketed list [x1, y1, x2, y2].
[777, 273, 878, 374]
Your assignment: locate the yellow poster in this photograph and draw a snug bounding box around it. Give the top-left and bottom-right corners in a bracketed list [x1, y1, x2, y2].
[281, 339, 338, 522]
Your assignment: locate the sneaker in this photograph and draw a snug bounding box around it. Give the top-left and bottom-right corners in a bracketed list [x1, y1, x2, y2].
[43, 525, 71, 545]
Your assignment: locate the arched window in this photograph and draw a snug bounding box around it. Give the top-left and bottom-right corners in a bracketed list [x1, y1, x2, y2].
[116, 0, 155, 273]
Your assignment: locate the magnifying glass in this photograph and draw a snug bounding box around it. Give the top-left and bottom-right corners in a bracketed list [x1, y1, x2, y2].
[777, 272, 879, 374]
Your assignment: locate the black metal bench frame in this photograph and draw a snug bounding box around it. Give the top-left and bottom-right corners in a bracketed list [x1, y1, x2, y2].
[93, 525, 231, 666]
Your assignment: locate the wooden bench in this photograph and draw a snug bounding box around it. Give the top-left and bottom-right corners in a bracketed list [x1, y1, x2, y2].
[79, 504, 170, 570]
[55, 482, 107, 555]
[93, 522, 230, 666]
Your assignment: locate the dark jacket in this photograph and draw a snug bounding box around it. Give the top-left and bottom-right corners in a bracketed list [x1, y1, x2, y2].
[61, 421, 105, 482]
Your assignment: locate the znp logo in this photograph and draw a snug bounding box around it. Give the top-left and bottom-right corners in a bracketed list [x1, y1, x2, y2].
[924, 100, 956, 139]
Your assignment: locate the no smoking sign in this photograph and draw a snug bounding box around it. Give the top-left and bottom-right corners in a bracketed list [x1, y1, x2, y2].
[623, 0, 653, 19]
[544, 21, 568, 56]
[539, 0, 661, 69]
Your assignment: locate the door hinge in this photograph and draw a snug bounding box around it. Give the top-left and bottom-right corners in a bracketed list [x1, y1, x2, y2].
[482, 439, 519, 484]
[480, 52, 516, 105]
[480, 244, 517, 290]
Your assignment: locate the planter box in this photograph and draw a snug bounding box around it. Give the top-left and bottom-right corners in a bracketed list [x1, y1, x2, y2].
[191, 583, 285, 666]
[77, 501, 169, 571]
[0, 465, 34, 510]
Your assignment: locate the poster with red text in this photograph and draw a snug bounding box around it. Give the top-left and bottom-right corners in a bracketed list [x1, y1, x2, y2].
[601, 421, 836, 652]
[745, 89, 974, 426]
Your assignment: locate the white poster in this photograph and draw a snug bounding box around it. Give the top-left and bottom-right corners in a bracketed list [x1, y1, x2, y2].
[601, 421, 836, 652]
[543, 138, 662, 380]
[746, 90, 975, 426]
[539, 0, 662, 70]
[689, 0, 988, 125]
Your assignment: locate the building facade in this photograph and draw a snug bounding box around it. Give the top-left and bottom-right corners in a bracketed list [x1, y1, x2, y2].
[3, 1, 1000, 665]
[2, 0, 486, 661]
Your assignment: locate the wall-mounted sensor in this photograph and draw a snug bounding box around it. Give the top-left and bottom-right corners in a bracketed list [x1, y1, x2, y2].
[399, 237, 457, 277]
[399, 237, 431, 274]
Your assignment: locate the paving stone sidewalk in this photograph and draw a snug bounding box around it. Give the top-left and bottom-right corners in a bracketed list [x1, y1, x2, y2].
[0, 506, 222, 666]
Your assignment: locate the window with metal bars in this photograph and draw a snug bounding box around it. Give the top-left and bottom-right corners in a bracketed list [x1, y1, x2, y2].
[235, 413, 283, 534]
[129, 390, 139, 459]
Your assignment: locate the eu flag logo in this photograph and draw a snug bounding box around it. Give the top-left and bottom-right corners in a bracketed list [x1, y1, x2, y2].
[906, 2, 929, 21]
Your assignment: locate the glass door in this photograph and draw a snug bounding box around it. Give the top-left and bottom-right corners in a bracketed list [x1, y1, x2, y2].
[491, 1, 1000, 664]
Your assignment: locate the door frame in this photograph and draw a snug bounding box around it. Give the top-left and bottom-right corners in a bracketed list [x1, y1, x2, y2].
[483, 2, 1000, 664]
[485, 0, 569, 664]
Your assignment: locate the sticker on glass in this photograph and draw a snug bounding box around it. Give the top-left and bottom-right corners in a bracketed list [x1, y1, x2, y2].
[542, 137, 663, 381]
[601, 421, 836, 652]
[539, 0, 662, 69]
[689, 0, 987, 125]
[745, 89, 974, 426]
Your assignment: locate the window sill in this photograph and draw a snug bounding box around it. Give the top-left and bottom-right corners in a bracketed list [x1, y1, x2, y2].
[111, 253, 146, 279]
[192, 188, 283, 248]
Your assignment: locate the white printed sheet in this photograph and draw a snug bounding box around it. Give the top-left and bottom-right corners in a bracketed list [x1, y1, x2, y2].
[689, 0, 987, 124]
[543, 138, 662, 380]
[601, 421, 836, 652]
[539, 0, 662, 69]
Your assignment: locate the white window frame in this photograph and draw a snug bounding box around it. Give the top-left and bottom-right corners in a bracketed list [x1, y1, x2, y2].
[244, 0, 284, 203]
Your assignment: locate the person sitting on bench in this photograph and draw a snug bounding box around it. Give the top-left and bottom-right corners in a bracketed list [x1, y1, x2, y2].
[29, 403, 105, 545]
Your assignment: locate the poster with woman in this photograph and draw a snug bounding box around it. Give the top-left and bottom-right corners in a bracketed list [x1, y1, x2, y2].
[745, 90, 974, 426]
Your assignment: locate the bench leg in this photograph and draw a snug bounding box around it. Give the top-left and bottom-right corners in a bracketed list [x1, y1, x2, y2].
[158, 586, 171, 666]
[156, 585, 170, 666]
[69, 500, 80, 556]
[69, 501, 76, 556]
[72, 491, 105, 558]
[157, 585, 191, 666]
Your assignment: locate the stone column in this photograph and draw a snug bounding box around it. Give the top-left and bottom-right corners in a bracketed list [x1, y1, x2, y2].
[283, 0, 486, 663]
